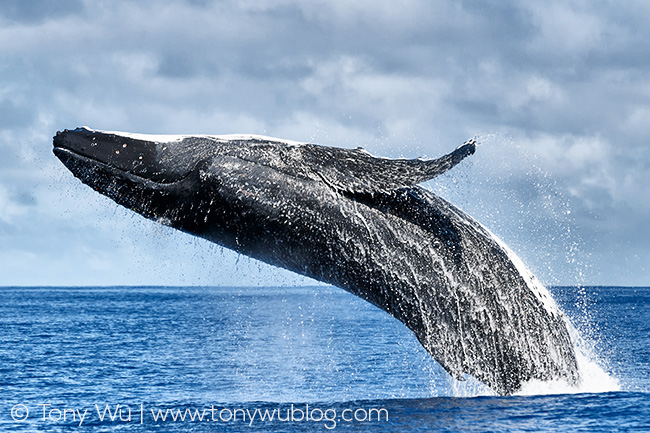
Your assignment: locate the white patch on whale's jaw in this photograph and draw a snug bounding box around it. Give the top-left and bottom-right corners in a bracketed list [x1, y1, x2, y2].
[78, 126, 308, 147]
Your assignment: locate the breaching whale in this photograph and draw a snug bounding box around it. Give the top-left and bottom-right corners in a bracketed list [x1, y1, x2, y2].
[53, 127, 580, 395]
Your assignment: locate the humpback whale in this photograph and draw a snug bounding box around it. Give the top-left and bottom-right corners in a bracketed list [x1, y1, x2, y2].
[53, 127, 580, 395]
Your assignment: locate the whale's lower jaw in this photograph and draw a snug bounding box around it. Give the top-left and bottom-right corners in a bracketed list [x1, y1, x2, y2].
[53, 128, 580, 396]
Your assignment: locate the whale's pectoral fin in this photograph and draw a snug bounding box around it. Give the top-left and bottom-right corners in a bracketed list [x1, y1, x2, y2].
[306, 139, 476, 194]
[418, 139, 477, 180]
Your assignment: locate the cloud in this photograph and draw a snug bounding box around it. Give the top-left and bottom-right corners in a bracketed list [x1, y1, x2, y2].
[0, 97, 35, 129]
[1, 0, 649, 285]
[0, 0, 83, 24]
[0, 184, 30, 224]
[526, 2, 605, 55]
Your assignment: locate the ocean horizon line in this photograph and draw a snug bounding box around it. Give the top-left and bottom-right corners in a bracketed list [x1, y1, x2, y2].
[0, 284, 648, 289]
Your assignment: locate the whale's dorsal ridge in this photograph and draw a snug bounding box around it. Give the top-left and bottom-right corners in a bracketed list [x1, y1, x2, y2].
[305, 139, 477, 194]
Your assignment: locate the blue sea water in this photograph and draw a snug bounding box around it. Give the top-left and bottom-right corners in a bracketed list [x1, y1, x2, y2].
[0, 285, 648, 432]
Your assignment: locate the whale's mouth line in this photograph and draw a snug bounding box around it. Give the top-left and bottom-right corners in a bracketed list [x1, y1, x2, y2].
[53, 146, 193, 186]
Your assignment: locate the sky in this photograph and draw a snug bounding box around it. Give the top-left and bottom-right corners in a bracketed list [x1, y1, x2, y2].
[0, 0, 648, 287]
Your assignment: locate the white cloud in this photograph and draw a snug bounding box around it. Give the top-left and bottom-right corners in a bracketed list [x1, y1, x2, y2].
[526, 1, 604, 55]
[300, 56, 449, 123]
[624, 105, 650, 138]
[531, 134, 610, 173]
[0, 184, 28, 224]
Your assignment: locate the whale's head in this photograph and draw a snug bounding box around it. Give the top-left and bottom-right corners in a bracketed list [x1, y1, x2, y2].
[52, 127, 221, 184]
[52, 127, 314, 252]
[54, 127, 235, 234]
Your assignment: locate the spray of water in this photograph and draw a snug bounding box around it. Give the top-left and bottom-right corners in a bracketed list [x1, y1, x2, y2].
[515, 319, 620, 395]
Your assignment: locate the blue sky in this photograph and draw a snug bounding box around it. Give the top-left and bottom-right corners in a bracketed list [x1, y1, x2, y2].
[0, 0, 648, 286]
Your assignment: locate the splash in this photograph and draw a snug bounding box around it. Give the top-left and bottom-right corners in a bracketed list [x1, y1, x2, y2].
[443, 310, 620, 397]
[515, 320, 620, 395]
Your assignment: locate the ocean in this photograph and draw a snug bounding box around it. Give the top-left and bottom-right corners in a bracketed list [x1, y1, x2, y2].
[1, 285, 648, 432]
